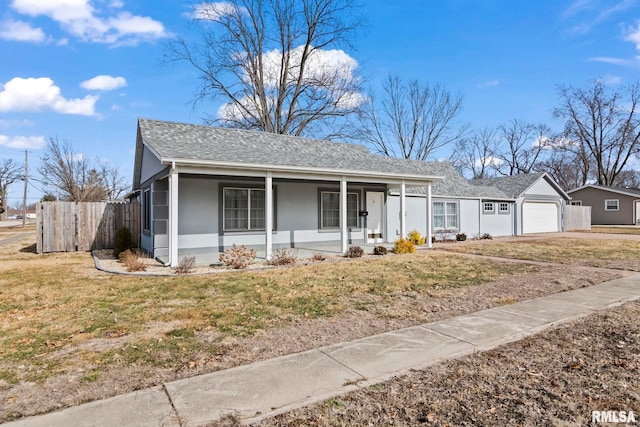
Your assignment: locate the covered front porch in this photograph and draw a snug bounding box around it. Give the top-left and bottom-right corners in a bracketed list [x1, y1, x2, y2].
[159, 164, 439, 267]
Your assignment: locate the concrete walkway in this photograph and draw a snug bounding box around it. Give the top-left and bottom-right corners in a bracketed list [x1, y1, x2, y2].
[6, 274, 640, 427]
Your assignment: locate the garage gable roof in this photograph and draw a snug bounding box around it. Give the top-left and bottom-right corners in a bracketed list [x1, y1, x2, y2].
[471, 173, 569, 200]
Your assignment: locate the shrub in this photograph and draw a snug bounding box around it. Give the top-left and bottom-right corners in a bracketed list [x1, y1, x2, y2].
[373, 245, 388, 255]
[407, 229, 426, 245]
[174, 256, 196, 274]
[345, 245, 364, 258]
[312, 252, 327, 261]
[219, 244, 256, 269]
[113, 226, 134, 258]
[393, 238, 415, 254]
[268, 248, 298, 266]
[479, 233, 493, 240]
[118, 249, 146, 272]
[456, 233, 467, 241]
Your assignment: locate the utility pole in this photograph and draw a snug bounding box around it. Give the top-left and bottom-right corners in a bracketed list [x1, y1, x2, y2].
[22, 150, 27, 228]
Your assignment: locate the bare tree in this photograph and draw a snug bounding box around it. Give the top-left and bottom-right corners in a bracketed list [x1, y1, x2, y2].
[449, 127, 498, 179]
[554, 81, 640, 186]
[0, 159, 23, 220]
[357, 75, 466, 160]
[38, 137, 128, 202]
[535, 147, 592, 191]
[494, 119, 550, 176]
[165, 0, 363, 138]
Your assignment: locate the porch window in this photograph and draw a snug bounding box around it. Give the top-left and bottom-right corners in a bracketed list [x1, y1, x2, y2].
[223, 188, 266, 231]
[498, 202, 510, 214]
[433, 201, 458, 229]
[605, 199, 619, 211]
[321, 192, 358, 229]
[143, 188, 151, 232]
[483, 202, 494, 214]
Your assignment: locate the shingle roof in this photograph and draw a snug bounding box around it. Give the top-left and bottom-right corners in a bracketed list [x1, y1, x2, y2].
[568, 184, 640, 198]
[134, 118, 447, 188]
[471, 173, 547, 198]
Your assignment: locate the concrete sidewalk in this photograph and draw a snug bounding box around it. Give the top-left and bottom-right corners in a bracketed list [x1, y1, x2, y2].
[6, 274, 640, 427]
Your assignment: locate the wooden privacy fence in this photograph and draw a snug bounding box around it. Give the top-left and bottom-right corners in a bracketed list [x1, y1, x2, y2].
[36, 201, 140, 253]
[565, 205, 591, 231]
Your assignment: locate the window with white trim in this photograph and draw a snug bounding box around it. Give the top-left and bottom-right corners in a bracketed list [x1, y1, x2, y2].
[605, 199, 619, 211]
[498, 202, 510, 214]
[433, 201, 458, 229]
[143, 188, 151, 232]
[570, 200, 582, 206]
[223, 188, 266, 231]
[483, 202, 494, 214]
[321, 192, 358, 229]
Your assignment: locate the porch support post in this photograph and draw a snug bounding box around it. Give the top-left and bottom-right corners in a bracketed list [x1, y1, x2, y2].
[340, 176, 348, 254]
[426, 182, 432, 248]
[168, 166, 179, 267]
[400, 180, 406, 239]
[265, 171, 273, 261]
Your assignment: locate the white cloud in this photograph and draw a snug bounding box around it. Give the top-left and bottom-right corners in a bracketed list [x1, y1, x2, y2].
[588, 56, 633, 65]
[9, 0, 168, 46]
[625, 20, 640, 52]
[80, 75, 127, 91]
[475, 156, 503, 168]
[477, 79, 500, 88]
[598, 75, 622, 84]
[0, 77, 98, 116]
[191, 2, 242, 20]
[0, 19, 45, 42]
[0, 134, 46, 149]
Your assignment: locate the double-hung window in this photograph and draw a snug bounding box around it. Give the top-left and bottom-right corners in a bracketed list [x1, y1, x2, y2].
[320, 191, 358, 229]
[605, 199, 619, 211]
[433, 201, 458, 230]
[223, 188, 266, 231]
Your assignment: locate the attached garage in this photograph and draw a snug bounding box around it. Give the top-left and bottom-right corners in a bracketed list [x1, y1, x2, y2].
[523, 201, 559, 233]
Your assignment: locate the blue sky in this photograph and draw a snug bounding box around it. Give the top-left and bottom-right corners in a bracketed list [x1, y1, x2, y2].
[2, 0, 640, 206]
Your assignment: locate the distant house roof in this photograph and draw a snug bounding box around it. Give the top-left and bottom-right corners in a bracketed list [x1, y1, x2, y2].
[568, 184, 640, 198]
[471, 173, 570, 200]
[133, 118, 446, 188]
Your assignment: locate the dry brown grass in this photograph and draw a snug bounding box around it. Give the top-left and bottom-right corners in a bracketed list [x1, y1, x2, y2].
[441, 237, 640, 270]
[585, 226, 640, 235]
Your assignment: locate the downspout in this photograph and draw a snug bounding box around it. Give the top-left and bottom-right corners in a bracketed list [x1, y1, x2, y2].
[478, 199, 482, 238]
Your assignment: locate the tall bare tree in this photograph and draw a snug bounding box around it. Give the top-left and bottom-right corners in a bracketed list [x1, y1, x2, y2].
[0, 159, 23, 220]
[165, 0, 363, 138]
[357, 75, 466, 160]
[494, 119, 550, 176]
[535, 147, 592, 191]
[449, 127, 498, 179]
[554, 81, 640, 186]
[38, 137, 128, 202]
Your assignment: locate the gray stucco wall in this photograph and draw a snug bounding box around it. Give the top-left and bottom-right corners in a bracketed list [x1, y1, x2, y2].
[140, 145, 165, 184]
[569, 187, 638, 225]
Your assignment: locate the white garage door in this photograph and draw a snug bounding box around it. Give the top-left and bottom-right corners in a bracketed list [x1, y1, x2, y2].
[523, 202, 559, 233]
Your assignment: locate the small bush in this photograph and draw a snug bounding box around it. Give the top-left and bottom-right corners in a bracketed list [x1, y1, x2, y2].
[113, 227, 134, 258]
[219, 244, 256, 269]
[393, 238, 416, 254]
[456, 233, 467, 241]
[345, 245, 364, 258]
[174, 256, 196, 274]
[373, 245, 388, 256]
[312, 252, 327, 261]
[407, 229, 426, 245]
[268, 248, 298, 265]
[118, 249, 146, 272]
[479, 233, 493, 240]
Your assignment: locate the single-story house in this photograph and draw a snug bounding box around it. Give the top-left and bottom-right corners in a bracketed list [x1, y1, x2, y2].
[387, 171, 569, 238]
[133, 118, 448, 266]
[133, 119, 570, 266]
[567, 185, 640, 225]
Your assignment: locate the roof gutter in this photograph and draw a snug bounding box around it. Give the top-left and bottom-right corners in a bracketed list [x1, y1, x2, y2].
[161, 157, 445, 183]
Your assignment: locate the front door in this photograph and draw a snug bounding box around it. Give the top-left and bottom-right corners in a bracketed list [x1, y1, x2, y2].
[366, 192, 384, 243]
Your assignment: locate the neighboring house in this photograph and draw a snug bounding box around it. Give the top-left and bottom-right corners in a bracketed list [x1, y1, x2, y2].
[388, 171, 569, 238]
[132, 118, 447, 266]
[567, 185, 640, 225]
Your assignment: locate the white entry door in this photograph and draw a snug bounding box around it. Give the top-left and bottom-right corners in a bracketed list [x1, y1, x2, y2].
[366, 192, 384, 243]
